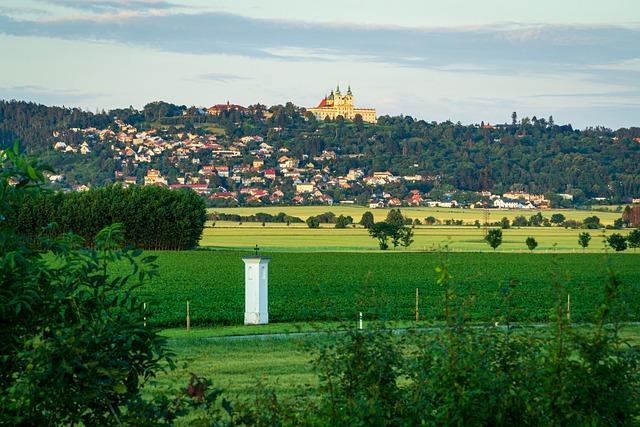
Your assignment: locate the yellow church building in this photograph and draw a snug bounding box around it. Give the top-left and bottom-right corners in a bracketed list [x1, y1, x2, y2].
[307, 85, 376, 123]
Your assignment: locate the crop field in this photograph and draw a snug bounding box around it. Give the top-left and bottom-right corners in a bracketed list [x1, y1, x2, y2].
[208, 206, 623, 225]
[200, 224, 633, 252]
[136, 251, 640, 328]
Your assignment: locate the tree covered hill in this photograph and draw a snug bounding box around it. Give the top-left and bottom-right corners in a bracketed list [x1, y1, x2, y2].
[1, 99, 639, 201]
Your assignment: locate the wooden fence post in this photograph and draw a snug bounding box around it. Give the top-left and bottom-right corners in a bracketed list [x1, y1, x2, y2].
[415, 288, 420, 322]
[186, 300, 191, 332]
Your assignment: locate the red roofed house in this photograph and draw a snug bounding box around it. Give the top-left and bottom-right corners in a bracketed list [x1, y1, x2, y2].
[264, 168, 277, 179]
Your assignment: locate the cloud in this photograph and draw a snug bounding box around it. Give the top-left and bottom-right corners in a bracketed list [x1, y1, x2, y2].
[0, 11, 638, 72]
[0, 84, 105, 105]
[194, 73, 250, 82]
[35, 0, 177, 13]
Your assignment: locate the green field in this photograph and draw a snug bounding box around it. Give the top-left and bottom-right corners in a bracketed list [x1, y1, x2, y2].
[137, 251, 640, 328]
[209, 205, 623, 225]
[148, 323, 640, 404]
[200, 224, 632, 252]
[148, 335, 318, 402]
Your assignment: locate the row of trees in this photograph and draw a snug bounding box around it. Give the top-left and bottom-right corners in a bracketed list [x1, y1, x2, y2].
[484, 229, 640, 252]
[12, 183, 206, 250]
[210, 211, 303, 224]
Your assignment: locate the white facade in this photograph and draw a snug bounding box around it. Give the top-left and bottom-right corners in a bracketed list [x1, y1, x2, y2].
[242, 256, 271, 325]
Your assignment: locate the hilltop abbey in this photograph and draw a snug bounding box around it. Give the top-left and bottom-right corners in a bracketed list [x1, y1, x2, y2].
[307, 85, 377, 123]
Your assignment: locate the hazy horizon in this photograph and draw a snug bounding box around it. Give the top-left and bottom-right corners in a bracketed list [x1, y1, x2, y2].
[1, 0, 639, 129]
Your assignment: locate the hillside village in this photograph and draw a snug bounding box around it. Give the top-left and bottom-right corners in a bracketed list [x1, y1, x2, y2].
[4, 97, 639, 208]
[47, 115, 583, 210]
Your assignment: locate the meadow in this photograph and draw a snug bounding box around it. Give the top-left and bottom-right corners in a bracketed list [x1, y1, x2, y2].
[138, 251, 640, 328]
[208, 205, 623, 225]
[200, 223, 632, 252]
[149, 324, 640, 404]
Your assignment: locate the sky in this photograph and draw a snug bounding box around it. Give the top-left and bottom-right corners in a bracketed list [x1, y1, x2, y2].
[0, 0, 639, 129]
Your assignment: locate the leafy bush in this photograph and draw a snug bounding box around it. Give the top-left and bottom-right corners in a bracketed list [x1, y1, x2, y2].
[1, 145, 182, 425]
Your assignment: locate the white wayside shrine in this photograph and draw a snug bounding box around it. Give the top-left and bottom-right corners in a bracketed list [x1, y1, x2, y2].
[242, 256, 271, 325]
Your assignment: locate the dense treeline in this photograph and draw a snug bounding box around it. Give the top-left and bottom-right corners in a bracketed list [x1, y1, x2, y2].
[2, 99, 640, 201]
[209, 211, 303, 223]
[12, 185, 206, 249]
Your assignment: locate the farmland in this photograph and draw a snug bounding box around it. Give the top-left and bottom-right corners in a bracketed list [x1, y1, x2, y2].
[137, 251, 640, 328]
[208, 206, 623, 225]
[200, 224, 633, 252]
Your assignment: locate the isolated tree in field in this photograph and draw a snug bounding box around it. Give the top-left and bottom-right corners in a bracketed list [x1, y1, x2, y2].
[369, 222, 395, 250]
[485, 228, 503, 250]
[359, 211, 374, 229]
[550, 213, 566, 225]
[607, 233, 627, 252]
[306, 216, 320, 229]
[525, 236, 538, 252]
[500, 217, 510, 229]
[578, 232, 591, 251]
[627, 229, 640, 252]
[425, 216, 437, 225]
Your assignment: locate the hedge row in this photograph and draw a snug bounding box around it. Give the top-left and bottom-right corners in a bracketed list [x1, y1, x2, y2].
[12, 184, 206, 250]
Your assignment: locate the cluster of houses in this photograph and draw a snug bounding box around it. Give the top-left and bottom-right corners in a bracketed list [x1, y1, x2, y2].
[49, 119, 580, 209]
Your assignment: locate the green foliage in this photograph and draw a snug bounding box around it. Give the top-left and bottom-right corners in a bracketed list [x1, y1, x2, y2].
[306, 216, 320, 228]
[400, 226, 414, 248]
[578, 231, 591, 250]
[385, 209, 405, 229]
[550, 213, 566, 225]
[583, 215, 603, 229]
[367, 210, 414, 250]
[0, 146, 180, 425]
[512, 215, 528, 227]
[359, 211, 374, 229]
[201, 253, 640, 425]
[368, 222, 393, 250]
[12, 184, 206, 249]
[334, 214, 353, 228]
[211, 211, 303, 224]
[529, 212, 544, 226]
[628, 229, 640, 252]
[525, 236, 538, 251]
[500, 216, 510, 229]
[607, 233, 628, 251]
[425, 215, 437, 225]
[485, 228, 503, 250]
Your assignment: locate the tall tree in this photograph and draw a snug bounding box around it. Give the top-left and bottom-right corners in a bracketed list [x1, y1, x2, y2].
[485, 228, 503, 250]
[578, 232, 591, 251]
[359, 211, 375, 229]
